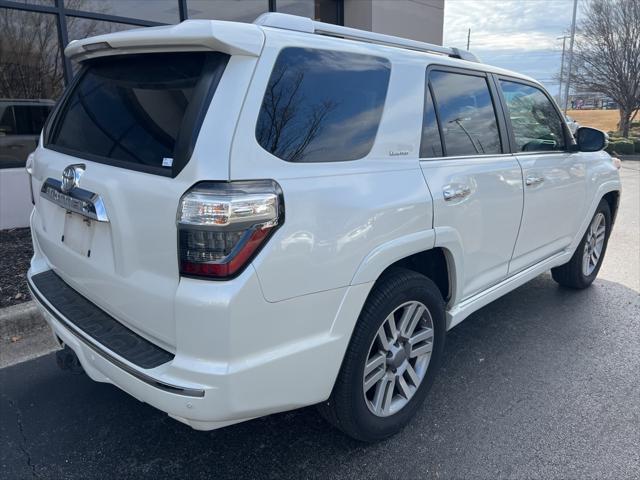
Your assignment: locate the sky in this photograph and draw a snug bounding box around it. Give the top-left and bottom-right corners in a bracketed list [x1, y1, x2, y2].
[443, 0, 585, 96]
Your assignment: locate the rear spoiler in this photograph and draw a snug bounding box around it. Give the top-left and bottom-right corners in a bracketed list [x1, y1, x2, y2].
[65, 20, 265, 62]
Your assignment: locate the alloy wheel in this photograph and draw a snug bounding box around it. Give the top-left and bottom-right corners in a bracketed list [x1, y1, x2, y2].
[582, 212, 606, 276]
[362, 301, 434, 417]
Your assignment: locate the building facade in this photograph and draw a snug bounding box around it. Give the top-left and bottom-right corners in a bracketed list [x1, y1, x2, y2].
[0, 0, 443, 228]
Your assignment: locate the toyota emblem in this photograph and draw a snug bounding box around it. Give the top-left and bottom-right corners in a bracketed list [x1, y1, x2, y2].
[61, 164, 85, 193]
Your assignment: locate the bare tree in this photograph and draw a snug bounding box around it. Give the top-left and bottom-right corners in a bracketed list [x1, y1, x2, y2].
[0, 9, 62, 99]
[572, 0, 640, 137]
[0, 1, 117, 100]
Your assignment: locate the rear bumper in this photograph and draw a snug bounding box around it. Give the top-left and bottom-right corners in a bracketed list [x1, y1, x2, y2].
[28, 273, 204, 398]
[28, 269, 237, 429]
[27, 260, 373, 431]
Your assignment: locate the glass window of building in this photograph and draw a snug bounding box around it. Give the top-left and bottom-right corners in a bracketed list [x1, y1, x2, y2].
[276, 1, 314, 18]
[66, 18, 139, 43]
[188, 0, 269, 23]
[0, 9, 61, 168]
[66, 0, 180, 24]
[0, 9, 63, 100]
[9, 1, 54, 5]
[66, 19, 138, 74]
[277, 0, 340, 23]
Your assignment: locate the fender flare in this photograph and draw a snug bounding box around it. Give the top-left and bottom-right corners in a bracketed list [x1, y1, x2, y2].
[432, 226, 464, 307]
[349, 227, 463, 307]
[349, 229, 436, 285]
[569, 180, 622, 253]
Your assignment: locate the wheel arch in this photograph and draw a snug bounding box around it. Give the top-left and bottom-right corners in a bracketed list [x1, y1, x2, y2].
[376, 248, 452, 303]
[350, 228, 461, 307]
[602, 190, 620, 225]
[570, 182, 622, 252]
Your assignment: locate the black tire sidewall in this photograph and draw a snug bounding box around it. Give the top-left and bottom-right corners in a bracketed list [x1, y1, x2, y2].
[339, 270, 446, 441]
[578, 200, 612, 286]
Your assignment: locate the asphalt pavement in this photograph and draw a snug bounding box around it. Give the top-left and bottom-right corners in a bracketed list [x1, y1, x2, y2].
[1, 162, 638, 480]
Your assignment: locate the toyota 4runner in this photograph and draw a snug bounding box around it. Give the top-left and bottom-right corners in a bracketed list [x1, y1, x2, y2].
[26, 13, 621, 441]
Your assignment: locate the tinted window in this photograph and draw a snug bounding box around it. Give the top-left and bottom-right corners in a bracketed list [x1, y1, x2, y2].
[420, 86, 443, 158]
[0, 107, 16, 134]
[48, 52, 228, 176]
[256, 48, 391, 163]
[499, 80, 566, 152]
[429, 70, 501, 157]
[14, 106, 51, 135]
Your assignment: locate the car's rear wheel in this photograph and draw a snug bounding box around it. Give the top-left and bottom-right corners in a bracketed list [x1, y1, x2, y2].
[552, 199, 612, 289]
[318, 268, 445, 442]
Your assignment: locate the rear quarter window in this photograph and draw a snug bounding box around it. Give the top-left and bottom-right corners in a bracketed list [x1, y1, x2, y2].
[256, 47, 391, 163]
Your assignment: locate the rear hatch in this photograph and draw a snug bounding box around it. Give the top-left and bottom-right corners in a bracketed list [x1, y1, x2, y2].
[29, 21, 264, 350]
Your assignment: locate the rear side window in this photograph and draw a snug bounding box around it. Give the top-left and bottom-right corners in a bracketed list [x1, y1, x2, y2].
[46, 52, 229, 177]
[256, 47, 391, 163]
[428, 70, 502, 157]
[499, 80, 566, 152]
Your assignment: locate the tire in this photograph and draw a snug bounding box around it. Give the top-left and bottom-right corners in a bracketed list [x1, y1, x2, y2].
[551, 199, 612, 289]
[318, 268, 446, 442]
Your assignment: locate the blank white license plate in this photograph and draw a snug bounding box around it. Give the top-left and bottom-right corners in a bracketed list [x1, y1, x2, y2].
[62, 212, 95, 257]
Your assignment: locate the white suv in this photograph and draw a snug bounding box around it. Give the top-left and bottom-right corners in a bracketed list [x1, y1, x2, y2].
[27, 14, 621, 441]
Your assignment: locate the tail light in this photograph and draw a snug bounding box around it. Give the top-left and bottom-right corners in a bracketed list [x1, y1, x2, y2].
[177, 180, 284, 279]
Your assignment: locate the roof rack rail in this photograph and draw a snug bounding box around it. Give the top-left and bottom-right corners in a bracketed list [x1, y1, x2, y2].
[254, 12, 481, 63]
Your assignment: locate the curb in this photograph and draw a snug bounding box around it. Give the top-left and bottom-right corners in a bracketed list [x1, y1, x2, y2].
[0, 301, 47, 340]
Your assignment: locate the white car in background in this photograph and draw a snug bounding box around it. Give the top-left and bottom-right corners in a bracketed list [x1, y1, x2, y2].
[0, 99, 53, 169]
[0, 99, 54, 229]
[26, 14, 621, 442]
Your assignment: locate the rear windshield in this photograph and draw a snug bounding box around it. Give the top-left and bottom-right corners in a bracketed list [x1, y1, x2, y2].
[46, 52, 228, 177]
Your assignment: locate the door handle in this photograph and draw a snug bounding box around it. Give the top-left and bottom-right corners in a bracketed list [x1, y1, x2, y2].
[525, 175, 544, 186]
[443, 184, 471, 201]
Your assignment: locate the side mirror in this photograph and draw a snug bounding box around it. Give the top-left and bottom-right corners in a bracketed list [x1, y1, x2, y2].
[575, 127, 607, 152]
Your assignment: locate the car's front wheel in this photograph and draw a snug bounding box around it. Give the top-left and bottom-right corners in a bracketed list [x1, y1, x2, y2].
[318, 268, 446, 442]
[552, 199, 612, 289]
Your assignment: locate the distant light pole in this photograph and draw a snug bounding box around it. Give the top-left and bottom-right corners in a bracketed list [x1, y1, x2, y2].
[466, 28, 471, 50]
[557, 35, 569, 106]
[563, 0, 579, 113]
